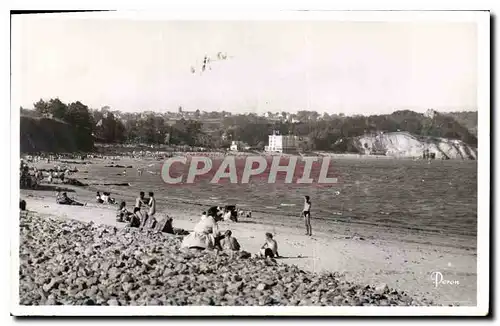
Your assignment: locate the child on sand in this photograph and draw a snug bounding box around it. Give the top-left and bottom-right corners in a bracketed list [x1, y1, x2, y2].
[257, 233, 280, 258]
[116, 201, 132, 222]
[220, 230, 241, 251]
[303, 195, 312, 236]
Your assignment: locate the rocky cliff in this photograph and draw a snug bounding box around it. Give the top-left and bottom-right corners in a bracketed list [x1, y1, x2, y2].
[354, 132, 477, 160]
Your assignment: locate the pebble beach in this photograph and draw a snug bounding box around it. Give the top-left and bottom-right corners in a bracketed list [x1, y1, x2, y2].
[16, 156, 478, 307]
[19, 212, 430, 306]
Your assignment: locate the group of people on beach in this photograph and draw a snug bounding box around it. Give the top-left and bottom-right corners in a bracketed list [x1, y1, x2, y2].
[20, 159, 74, 189]
[114, 191, 158, 230]
[21, 156, 314, 259]
[164, 195, 310, 256]
[179, 205, 281, 258]
[96, 192, 116, 204]
[50, 188, 311, 256]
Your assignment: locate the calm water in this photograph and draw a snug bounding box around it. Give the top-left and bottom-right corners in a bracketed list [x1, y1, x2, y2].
[83, 157, 477, 237]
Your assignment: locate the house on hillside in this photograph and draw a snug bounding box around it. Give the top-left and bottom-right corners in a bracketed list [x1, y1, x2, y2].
[230, 141, 249, 151]
[425, 109, 437, 119]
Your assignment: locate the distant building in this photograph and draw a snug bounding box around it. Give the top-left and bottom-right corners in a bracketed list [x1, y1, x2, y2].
[230, 141, 249, 151]
[265, 131, 300, 153]
[425, 109, 437, 119]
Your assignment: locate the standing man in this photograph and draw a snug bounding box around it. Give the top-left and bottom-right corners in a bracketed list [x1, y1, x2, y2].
[147, 192, 156, 218]
[302, 195, 312, 236]
[135, 191, 146, 210]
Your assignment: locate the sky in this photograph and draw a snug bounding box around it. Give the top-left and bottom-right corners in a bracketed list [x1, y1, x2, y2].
[12, 14, 478, 115]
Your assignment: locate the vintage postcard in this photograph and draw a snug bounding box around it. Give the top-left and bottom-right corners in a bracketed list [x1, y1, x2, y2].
[10, 10, 490, 316]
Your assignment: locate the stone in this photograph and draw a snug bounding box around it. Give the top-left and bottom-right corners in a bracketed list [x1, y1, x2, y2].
[375, 283, 389, 295]
[107, 298, 120, 306]
[108, 267, 121, 280]
[120, 273, 132, 283]
[18, 213, 426, 307]
[256, 283, 268, 291]
[42, 278, 60, 292]
[122, 282, 133, 293]
[228, 281, 244, 292]
[215, 287, 227, 296]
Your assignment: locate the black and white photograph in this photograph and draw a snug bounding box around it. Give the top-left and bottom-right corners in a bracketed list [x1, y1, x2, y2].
[10, 9, 490, 316]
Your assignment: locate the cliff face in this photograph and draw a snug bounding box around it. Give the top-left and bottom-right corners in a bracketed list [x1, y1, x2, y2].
[354, 132, 477, 160]
[20, 116, 79, 153]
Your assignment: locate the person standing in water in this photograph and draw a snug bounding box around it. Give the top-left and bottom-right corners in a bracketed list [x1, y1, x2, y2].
[303, 195, 312, 236]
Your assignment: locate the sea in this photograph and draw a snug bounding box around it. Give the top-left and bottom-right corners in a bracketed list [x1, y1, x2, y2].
[78, 157, 477, 238]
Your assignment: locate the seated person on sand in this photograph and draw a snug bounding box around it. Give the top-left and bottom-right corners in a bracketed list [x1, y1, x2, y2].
[103, 192, 116, 204]
[220, 230, 241, 251]
[104, 192, 116, 204]
[238, 209, 252, 219]
[56, 192, 85, 206]
[256, 233, 280, 258]
[200, 211, 207, 221]
[101, 192, 109, 203]
[96, 192, 104, 204]
[181, 211, 221, 250]
[127, 207, 142, 228]
[116, 201, 133, 222]
[131, 206, 150, 231]
[207, 206, 224, 221]
[139, 209, 158, 231]
[222, 209, 233, 222]
[223, 205, 238, 222]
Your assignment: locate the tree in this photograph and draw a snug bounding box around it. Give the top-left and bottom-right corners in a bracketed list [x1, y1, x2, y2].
[65, 101, 94, 151]
[297, 138, 313, 152]
[33, 99, 50, 116]
[33, 98, 68, 119]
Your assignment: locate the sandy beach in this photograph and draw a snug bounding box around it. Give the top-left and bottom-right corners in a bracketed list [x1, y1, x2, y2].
[21, 170, 477, 306]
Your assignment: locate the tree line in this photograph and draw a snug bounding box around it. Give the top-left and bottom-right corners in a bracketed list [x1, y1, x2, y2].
[21, 98, 478, 152]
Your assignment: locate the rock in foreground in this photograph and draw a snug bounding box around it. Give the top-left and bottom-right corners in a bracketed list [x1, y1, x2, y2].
[19, 213, 431, 306]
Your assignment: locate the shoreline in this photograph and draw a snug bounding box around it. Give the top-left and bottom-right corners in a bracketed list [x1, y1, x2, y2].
[21, 187, 477, 306]
[23, 150, 476, 161]
[24, 157, 478, 241]
[19, 156, 477, 306]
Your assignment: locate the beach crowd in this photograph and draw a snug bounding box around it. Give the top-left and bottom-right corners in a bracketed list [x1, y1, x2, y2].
[20, 156, 314, 260]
